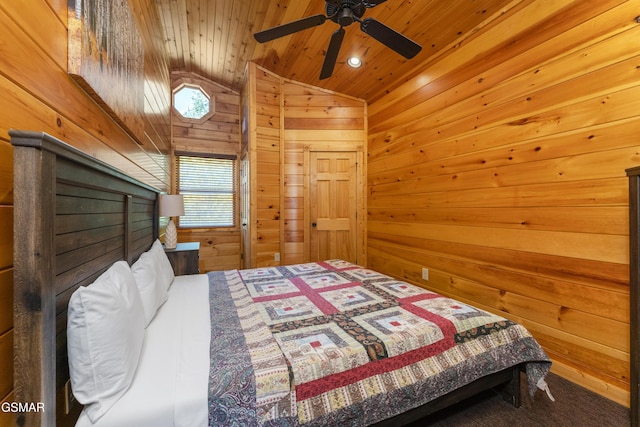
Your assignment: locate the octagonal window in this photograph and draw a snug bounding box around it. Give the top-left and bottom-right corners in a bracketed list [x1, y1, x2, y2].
[173, 84, 211, 120]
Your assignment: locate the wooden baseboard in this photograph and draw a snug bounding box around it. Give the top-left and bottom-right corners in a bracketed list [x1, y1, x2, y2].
[550, 359, 629, 407]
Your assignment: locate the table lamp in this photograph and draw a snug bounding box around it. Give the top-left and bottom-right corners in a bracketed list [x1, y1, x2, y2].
[159, 194, 185, 249]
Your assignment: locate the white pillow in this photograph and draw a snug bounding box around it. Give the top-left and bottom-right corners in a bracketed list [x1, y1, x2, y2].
[149, 239, 175, 289]
[131, 251, 168, 327]
[67, 261, 146, 423]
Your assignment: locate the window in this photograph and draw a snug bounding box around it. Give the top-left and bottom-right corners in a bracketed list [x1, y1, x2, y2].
[172, 84, 214, 121]
[175, 154, 237, 228]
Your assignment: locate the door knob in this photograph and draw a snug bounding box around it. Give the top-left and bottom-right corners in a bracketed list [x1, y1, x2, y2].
[311, 222, 317, 228]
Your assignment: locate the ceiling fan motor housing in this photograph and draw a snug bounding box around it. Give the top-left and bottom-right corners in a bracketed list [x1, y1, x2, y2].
[326, 0, 366, 26]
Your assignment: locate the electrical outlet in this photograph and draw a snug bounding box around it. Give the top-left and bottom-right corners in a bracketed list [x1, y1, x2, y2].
[274, 252, 280, 262]
[421, 268, 429, 281]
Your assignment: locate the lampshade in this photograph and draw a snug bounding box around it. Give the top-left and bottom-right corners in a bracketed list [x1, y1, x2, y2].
[159, 194, 185, 217]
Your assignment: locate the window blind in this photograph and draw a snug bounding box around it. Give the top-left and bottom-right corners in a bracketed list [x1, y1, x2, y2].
[176, 155, 236, 227]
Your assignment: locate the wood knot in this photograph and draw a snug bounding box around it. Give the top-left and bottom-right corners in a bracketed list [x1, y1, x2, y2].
[23, 291, 41, 312]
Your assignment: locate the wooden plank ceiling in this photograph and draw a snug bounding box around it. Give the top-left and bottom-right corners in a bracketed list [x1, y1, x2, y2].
[156, 0, 516, 103]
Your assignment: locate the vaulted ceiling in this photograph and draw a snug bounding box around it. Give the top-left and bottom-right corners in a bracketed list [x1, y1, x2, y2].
[156, 0, 515, 103]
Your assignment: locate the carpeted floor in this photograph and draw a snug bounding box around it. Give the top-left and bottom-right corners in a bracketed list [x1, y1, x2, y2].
[407, 372, 630, 426]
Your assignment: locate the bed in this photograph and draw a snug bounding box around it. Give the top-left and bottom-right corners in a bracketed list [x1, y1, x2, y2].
[11, 130, 552, 427]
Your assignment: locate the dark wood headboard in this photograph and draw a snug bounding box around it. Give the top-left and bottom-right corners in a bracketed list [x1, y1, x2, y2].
[10, 130, 160, 427]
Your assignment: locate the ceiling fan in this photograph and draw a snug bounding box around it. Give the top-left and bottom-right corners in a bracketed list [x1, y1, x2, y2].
[253, 0, 422, 80]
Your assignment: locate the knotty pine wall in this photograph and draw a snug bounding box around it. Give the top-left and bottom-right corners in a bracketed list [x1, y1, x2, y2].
[243, 63, 367, 267]
[283, 80, 368, 265]
[172, 71, 242, 272]
[0, 0, 171, 421]
[367, 0, 640, 406]
[242, 65, 282, 268]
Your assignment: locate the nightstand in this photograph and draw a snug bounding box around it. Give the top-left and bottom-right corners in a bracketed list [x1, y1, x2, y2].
[164, 242, 200, 275]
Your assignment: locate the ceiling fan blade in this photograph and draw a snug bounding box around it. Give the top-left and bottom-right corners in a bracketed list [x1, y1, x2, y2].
[360, 17, 422, 59]
[254, 14, 326, 43]
[363, 0, 388, 7]
[320, 28, 345, 80]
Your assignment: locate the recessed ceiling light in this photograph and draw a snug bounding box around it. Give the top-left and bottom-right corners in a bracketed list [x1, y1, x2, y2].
[347, 57, 362, 68]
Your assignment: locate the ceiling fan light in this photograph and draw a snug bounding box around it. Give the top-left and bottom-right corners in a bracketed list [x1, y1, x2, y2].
[347, 56, 362, 68]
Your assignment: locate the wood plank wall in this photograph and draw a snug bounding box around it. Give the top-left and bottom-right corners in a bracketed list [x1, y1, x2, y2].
[283, 80, 368, 265]
[243, 63, 367, 267]
[0, 0, 171, 420]
[367, 0, 640, 406]
[170, 65, 366, 271]
[252, 67, 282, 267]
[171, 71, 242, 272]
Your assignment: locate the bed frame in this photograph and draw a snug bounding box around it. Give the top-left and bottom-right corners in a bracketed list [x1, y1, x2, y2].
[11, 130, 521, 427]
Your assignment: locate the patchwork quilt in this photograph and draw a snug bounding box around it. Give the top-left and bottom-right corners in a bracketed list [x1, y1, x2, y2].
[207, 260, 551, 426]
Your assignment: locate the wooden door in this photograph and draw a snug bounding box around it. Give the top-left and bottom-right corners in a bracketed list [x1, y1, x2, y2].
[240, 155, 251, 269]
[309, 151, 358, 263]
